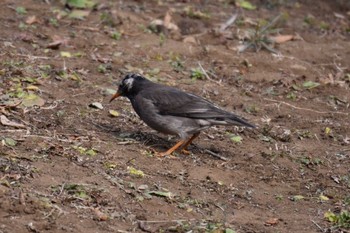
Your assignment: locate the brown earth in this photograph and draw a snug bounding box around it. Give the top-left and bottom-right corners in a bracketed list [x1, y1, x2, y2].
[0, 0, 350, 232]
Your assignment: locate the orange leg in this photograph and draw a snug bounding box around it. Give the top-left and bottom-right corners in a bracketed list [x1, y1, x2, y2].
[180, 133, 200, 154]
[157, 140, 186, 157]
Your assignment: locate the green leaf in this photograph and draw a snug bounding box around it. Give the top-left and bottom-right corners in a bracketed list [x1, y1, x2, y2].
[16, 7, 27, 15]
[324, 211, 337, 222]
[98, 64, 107, 73]
[111, 31, 121, 40]
[85, 149, 97, 156]
[291, 195, 304, 201]
[4, 138, 17, 146]
[230, 135, 243, 143]
[72, 146, 96, 156]
[225, 228, 236, 233]
[302, 81, 320, 89]
[65, 0, 96, 9]
[128, 166, 144, 178]
[190, 68, 205, 80]
[68, 10, 90, 19]
[236, 0, 256, 10]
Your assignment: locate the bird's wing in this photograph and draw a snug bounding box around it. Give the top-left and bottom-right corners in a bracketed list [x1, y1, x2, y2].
[139, 87, 255, 127]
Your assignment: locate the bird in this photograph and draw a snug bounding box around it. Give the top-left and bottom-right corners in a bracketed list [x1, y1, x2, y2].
[110, 73, 255, 157]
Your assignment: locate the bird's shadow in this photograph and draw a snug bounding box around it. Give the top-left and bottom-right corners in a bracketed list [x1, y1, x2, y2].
[94, 122, 230, 160]
[93, 122, 174, 149]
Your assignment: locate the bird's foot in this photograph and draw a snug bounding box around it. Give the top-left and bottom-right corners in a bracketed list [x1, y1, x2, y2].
[155, 151, 177, 159]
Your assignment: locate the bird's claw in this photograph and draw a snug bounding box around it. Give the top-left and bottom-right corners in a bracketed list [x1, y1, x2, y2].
[155, 151, 177, 159]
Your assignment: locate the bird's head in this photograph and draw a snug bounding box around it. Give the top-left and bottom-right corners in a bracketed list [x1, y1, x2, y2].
[110, 73, 146, 102]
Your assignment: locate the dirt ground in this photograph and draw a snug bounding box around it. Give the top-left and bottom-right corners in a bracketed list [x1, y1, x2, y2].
[1, 0, 350, 232]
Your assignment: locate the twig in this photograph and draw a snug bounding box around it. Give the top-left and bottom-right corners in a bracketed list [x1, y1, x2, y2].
[264, 98, 349, 116]
[73, 26, 100, 32]
[138, 219, 195, 224]
[57, 182, 66, 196]
[197, 62, 222, 85]
[204, 149, 229, 161]
[220, 12, 238, 32]
[272, 54, 322, 77]
[15, 54, 51, 60]
[311, 219, 324, 232]
[40, 102, 58, 110]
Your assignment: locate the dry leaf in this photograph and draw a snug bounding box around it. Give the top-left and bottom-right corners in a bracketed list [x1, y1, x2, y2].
[163, 10, 172, 29]
[25, 15, 38, 24]
[270, 35, 294, 44]
[0, 115, 26, 128]
[290, 64, 307, 70]
[183, 36, 197, 45]
[47, 35, 69, 49]
[265, 218, 279, 226]
[93, 208, 108, 221]
[47, 41, 62, 50]
[21, 94, 45, 107]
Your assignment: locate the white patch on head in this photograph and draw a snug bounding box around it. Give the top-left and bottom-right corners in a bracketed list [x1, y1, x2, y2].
[123, 77, 134, 90]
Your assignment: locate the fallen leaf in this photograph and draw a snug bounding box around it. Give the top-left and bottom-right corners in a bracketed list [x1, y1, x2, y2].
[319, 194, 329, 201]
[343, 136, 350, 144]
[148, 191, 173, 199]
[324, 211, 337, 222]
[93, 208, 108, 221]
[183, 36, 197, 45]
[138, 184, 149, 190]
[163, 10, 172, 29]
[17, 33, 34, 43]
[109, 110, 119, 117]
[21, 94, 45, 107]
[85, 149, 97, 156]
[26, 85, 39, 91]
[128, 166, 144, 178]
[290, 64, 307, 70]
[230, 135, 242, 143]
[60, 51, 72, 58]
[0, 115, 26, 128]
[334, 12, 345, 19]
[236, 0, 256, 10]
[68, 10, 90, 19]
[184, 6, 211, 19]
[331, 175, 340, 184]
[265, 218, 279, 226]
[25, 15, 38, 24]
[47, 41, 62, 50]
[303, 81, 320, 89]
[270, 35, 294, 43]
[103, 88, 116, 96]
[291, 195, 304, 201]
[3, 137, 17, 146]
[66, 0, 96, 9]
[89, 102, 103, 110]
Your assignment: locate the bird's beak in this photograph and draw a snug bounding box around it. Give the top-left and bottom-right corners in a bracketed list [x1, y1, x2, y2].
[109, 92, 121, 102]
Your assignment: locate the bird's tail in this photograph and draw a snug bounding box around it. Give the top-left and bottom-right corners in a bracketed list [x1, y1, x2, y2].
[226, 114, 256, 128]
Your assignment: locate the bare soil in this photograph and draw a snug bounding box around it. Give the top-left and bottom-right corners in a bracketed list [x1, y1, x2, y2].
[0, 0, 350, 232]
